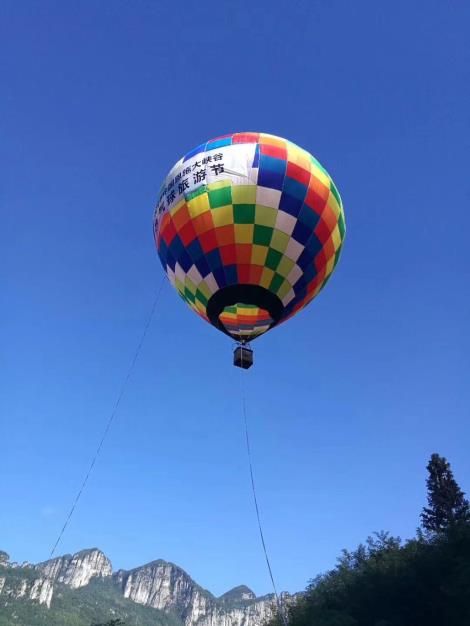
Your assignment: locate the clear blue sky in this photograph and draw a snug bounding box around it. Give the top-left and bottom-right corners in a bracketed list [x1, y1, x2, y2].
[1, 0, 469, 598]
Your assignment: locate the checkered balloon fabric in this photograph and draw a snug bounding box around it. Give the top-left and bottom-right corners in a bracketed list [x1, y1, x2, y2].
[153, 132, 345, 341]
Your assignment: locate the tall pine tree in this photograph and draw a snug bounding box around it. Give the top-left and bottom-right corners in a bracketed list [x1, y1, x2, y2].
[421, 453, 470, 532]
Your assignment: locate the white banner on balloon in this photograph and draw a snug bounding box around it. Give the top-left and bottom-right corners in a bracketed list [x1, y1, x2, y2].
[154, 143, 258, 228]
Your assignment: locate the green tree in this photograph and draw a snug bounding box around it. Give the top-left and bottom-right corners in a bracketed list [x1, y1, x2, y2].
[267, 525, 470, 626]
[421, 453, 470, 533]
[267, 454, 470, 626]
[91, 619, 125, 626]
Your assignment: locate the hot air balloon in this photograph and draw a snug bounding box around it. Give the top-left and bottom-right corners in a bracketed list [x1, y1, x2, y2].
[153, 132, 345, 368]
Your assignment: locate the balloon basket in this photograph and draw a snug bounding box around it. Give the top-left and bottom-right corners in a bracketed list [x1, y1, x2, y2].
[233, 344, 253, 369]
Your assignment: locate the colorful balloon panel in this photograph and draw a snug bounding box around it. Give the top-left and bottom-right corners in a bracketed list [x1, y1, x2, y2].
[153, 132, 345, 342]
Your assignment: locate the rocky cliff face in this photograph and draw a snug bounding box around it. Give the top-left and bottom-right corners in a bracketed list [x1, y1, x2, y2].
[1, 547, 289, 626]
[0, 572, 54, 608]
[28, 577, 55, 607]
[116, 560, 215, 620]
[115, 559, 278, 626]
[195, 599, 276, 626]
[35, 547, 112, 589]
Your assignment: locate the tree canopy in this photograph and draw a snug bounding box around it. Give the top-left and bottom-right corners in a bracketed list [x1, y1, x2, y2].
[267, 454, 470, 626]
[421, 453, 470, 533]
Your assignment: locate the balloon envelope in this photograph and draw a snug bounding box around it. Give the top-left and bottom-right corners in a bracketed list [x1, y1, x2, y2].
[153, 132, 345, 342]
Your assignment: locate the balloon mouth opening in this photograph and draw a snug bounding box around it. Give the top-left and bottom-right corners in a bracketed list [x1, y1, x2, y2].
[206, 284, 284, 341]
[219, 303, 273, 341]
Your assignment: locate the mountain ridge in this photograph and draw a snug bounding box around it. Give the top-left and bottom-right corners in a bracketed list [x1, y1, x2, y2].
[0, 547, 292, 626]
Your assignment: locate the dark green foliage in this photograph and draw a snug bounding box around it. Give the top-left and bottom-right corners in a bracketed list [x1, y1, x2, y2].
[268, 526, 470, 626]
[266, 453, 470, 626]
[421, 453, 470, 533]
[0, 551, 9, 565]
[91, 620, 125, 626]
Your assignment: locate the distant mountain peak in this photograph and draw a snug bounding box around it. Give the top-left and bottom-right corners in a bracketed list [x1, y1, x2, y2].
[35, 547, 112, 589]
[219, 585, 257, 602]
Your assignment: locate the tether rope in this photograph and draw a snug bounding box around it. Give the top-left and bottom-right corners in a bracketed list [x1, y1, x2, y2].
[49, 277, 166, 558]
[239, 350, 288, 626]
